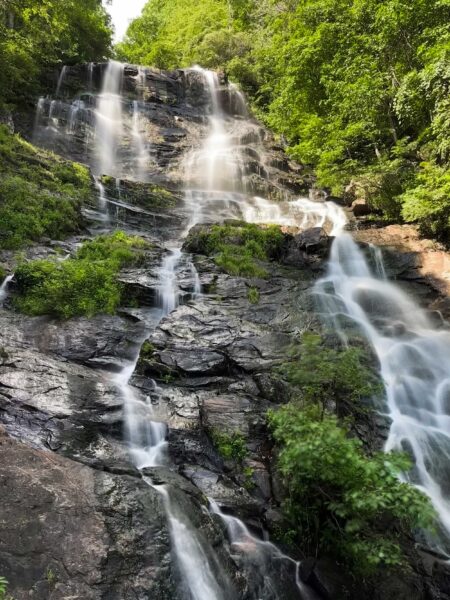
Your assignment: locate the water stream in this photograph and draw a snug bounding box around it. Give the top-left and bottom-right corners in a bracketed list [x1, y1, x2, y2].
[95, 60, 124, 176]
[0, 274, 14, 305]
[315, 223, 450, 554]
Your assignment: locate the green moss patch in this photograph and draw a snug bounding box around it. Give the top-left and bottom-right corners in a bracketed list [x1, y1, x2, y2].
[0, 126, 94, 250]
[210, 429, 247, 464]
[101, 176, 179, 209]
[185, 221, 285, 278]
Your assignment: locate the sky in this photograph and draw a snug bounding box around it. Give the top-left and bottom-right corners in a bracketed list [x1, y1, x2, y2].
[103, 0, 148, 42]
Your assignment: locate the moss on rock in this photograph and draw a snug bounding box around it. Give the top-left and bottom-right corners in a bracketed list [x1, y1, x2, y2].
[0, 126, 93, 249]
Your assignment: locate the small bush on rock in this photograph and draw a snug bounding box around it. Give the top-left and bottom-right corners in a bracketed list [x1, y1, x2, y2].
[210, 429, 247, 464]
[14, 232, 149, 319]
[186, 221, 284, 278]
[269, 404, 434, 574]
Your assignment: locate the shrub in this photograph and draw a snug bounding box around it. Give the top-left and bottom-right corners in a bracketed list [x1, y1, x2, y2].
[187, 222, 284, 278]
[247, 286, 260, 304]
[0, 577, 7, 600]
[400, 162, 450, 242]
[210, 429, 247, 463]
[14, 232, 149, 319]
[76, 231, 150, 265]
[140, 340, 155, 358]
[268, 403, 434, 575]
[270, 334, 434, 574]
[280, 333, 382, 413]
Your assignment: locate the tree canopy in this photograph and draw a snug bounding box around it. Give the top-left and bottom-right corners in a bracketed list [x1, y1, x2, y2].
[0, 0, 112, 106]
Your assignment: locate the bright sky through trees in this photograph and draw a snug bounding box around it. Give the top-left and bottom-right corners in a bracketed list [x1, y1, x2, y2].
[103, 0, 147, 41]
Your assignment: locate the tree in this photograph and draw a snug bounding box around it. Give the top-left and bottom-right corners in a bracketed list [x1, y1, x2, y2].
[0, 0, 112, 106]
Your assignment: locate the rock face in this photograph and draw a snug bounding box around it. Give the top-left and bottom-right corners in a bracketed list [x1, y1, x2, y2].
[0, 428, 178, 600]
[136, 251, 318, 514]
[29, 63, 312, 201]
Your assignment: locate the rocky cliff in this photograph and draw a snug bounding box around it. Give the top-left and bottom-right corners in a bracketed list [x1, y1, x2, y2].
[1, 63, 450, 600]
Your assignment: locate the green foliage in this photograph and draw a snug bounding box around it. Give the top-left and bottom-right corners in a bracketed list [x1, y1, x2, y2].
[76, 230, 149, 265]
[116, 0, 229, 69]
[247, 286, 260, 304]
[0, 126, 91, 249]
[188, 222, 284, 278]
[0, 0, 112, 107]
[269, 333, 434, 573]
[281, 333, 382, 411]
[14, 232, 148, 319]
[100, 177, 178, 208]
[46, 568, 56, 586]
[210, 429, 247, 464]
[140, 340, 155, 358]
[399, 162, 450, 241]
[243, 466, 255, 490]
[0, 577, 7, 600]
[268, 404, 434, 574]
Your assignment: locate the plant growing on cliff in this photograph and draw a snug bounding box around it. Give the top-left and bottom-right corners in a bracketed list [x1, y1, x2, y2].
[0, 577, 7, 600]
[210, 429, 247, 464]
[0, 127, 92, 249]
[247, 286, 260, 304]
[269, 404, 434, 574]
[187, 222, 284, 278]
[14, 232, 149, 319]
[280, 332, 382, 415]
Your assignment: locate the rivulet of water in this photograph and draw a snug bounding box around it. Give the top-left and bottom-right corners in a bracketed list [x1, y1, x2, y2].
[0, 274, 14, 305]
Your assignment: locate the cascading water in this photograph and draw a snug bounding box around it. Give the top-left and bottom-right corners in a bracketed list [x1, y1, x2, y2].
[209, 500, 320, 600]
[282, 197, 450, 555]
[131, 99, 148, 181]
[107, 66, 324, 599]
[95, 61, 124, 176]
[55, 65, 68, 96]
[23, 54, 450, 597]
[0, 274, 14, 305]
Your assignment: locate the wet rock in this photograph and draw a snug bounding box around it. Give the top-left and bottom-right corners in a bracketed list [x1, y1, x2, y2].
[283, 227, 331, 266]
[0, 429, 178, 600]
[299, 558, 350, 599]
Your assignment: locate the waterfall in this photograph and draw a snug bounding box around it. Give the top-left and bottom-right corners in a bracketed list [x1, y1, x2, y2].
[155, 487, 229, 600]
[67, 99, 84, 134]
[88, 62, 94, 91]
[157, 248, 183, 315]
[93, 177, 110, 223]
[185, 68, 244, 194]
[0, 274, 14, 305]
[56, 65, 68, 96]
[24, 56, 450, 593]
[95, 61, 124, 176]
[285, 198, 450, 554]
[131, 100, 148, 181]
[209, 499, 319, 600]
